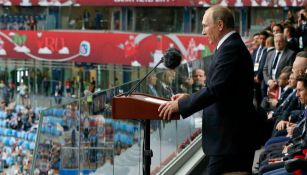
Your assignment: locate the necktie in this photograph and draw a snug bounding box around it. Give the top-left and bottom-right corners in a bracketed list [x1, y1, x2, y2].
[272, 51, 281, 69]
[255, 47, 262, 63]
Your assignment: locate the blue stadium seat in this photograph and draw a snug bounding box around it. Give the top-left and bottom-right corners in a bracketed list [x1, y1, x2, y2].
[5, 146, 12, 154]
[30, 142, 35, 150]
[114, 133, 120, 142]
[127, 137, 133, 145]
[105, 118, 112, 124]
[56, 109, 66, 116]
[4, 129, 12, 136]
[18, 139, 23, 146]
[9, 138, 16, 146]
[4, 138, 11, 146]
[2, 120, 7, 127]
[120, 123, 127, 131]
[17, 131, 24, 139]
[0, 111, 7, 119]
[23, 141, 30, 150]
[5, 157, 14, 166]
[29, 133, 36, 141]
[11, 130, 18, 138]
[22, 132, 28, 140]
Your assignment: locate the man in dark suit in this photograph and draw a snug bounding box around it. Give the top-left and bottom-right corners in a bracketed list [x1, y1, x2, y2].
[142, 73, 160, 97]
[297, 9, 307, 51]
[284, 25, 299, 54]
[253, 31, 269, 107]
[273, 51, 307, 134]
[158, 5, 257, 174]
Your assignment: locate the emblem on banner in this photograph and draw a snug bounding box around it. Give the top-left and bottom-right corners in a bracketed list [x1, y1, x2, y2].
[80, 41, 91, 56]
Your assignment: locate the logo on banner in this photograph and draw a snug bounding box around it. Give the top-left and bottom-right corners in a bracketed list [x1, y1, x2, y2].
[80, 41, 91, 56]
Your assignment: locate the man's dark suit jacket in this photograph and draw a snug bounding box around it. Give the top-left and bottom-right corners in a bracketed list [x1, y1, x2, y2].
[252, 46, 267, 80]
[178, 32, 257, 156]
[271, 92, 302, 137]
[287, 38, 300, 54]
[141, 84, 160, 97]
[278, 94, 302, 121]
[276, 88, 294, 108]
[297, 23, 307, 50]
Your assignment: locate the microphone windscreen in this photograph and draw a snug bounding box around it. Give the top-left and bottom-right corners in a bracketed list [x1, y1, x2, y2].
[164, 48, 182, 69]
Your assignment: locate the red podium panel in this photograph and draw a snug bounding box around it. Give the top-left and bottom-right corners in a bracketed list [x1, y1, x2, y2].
[112, 93, 180, 120]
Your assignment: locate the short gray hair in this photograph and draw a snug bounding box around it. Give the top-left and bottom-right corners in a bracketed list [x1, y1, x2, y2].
[211, 6, 235, 29]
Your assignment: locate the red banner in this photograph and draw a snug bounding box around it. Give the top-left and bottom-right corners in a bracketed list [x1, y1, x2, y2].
[0, 30, 215, 66]
[0, 0, 305, 7]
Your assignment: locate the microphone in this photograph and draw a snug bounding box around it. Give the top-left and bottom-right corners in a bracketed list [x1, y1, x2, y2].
[125, 47, 182, 96]
[163, 47, 182, 69]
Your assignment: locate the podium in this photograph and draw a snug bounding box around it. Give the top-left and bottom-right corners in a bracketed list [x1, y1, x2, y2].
[112, 93, 180, 120]
[112, 93, 180, 175]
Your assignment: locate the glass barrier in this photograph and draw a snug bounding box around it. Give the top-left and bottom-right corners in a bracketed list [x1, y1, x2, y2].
[30, 55, 211, 175]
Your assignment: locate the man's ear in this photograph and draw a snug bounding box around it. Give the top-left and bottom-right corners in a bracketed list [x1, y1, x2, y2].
[217, 20, 224, 32]
[300, 70, 305, 76]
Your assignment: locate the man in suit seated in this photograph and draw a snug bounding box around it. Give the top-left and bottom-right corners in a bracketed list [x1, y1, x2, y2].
[262, 66, 292, 112]
[257, 51, 307, 173]
[258, 73, 307, 175]
[274, 51, 307, 135]
[266, 72, 297, 121]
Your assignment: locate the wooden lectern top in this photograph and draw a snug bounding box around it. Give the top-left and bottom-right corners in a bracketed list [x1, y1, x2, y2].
[112, 93, 180, 120]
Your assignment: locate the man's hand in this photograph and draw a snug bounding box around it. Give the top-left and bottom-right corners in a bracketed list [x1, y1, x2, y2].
[282, 143, 293, 154]
[268, 79, 277, 90]
[276, 120, 289, 131]
[158, 93, 189, 120]
[171, 93, 189, 101]
[268, 98, 278, 107]
[254, 75, 260, 84]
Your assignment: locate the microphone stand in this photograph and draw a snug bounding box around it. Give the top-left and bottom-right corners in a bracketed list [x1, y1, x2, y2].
[124, 58, 164, 175]
[125, 58, 164, 96]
